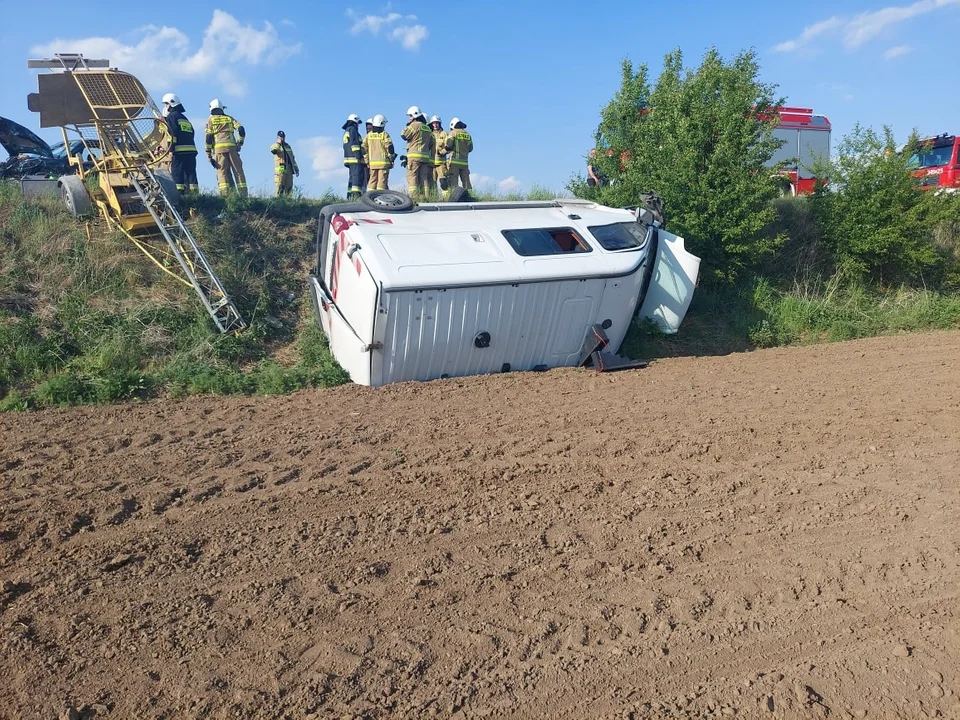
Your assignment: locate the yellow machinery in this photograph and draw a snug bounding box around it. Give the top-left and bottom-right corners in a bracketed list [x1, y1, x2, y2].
[26, 53, 245, 334]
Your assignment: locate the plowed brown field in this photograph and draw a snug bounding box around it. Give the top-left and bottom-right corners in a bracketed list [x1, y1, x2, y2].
[2, 332, 959, 720]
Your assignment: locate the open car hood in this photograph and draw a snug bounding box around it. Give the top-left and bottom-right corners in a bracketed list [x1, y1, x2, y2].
[0, 116, 53, 158]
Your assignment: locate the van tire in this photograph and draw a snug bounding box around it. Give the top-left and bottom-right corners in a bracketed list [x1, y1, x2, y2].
[361, 190, 414, 212]
[448, 187, 473, 203]
[58, 175, 93, 218]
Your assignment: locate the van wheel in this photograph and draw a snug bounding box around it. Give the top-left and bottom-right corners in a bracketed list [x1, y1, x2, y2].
[361, 190, 414, 212]
[58, 175, 93, 218]
[448, 187, 474, 203]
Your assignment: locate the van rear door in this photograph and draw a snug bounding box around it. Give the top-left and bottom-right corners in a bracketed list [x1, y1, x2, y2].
[636, 229, 701, 333]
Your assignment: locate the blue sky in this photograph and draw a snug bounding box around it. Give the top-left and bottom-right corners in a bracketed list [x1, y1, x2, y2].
[2, 0, 959, 197]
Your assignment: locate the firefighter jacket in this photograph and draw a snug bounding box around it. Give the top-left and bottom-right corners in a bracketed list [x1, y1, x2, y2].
[401, 120, 435, 162]
[204, 109, 245, 153]
[446, 130, 473, 167]
[270, 141, 298, 175]
[342, 123, 363, 166]
[362, 131, 396, 169]
[431, 129, 448, 167]
[164, 108, 197, 154]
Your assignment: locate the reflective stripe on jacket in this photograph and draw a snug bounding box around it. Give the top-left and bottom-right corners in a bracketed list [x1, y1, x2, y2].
[432, 130, 447, 166]
[446, 131, 473, 166]
[270, 142, 298, 175]
[401, 120, 435, 162]
[205, 112, 244, 152]
[165, 109, 198, 154]
[362, 131, 396, 169]
[342, 125, 362, 165]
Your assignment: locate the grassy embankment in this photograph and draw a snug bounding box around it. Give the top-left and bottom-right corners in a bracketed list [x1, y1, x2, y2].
[1, 186, 958, 409]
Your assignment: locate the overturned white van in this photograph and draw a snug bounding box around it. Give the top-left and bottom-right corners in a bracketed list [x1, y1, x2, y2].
[309, 191, 700, 387]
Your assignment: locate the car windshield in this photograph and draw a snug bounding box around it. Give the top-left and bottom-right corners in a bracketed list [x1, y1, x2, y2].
[587, 222, 649, 251]
[49, 142, 70, 160]
[908, 142, 955, 169]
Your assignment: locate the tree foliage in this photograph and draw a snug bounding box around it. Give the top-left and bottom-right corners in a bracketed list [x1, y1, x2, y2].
[808, 125, 958, 286]
[570, 48, 786, 283]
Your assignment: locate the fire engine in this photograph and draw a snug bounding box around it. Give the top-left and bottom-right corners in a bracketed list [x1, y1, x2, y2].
[906, 134, 960, 191]
[767, 107, 831, 196]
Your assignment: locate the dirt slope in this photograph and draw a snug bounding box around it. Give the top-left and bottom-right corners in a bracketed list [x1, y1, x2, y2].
[2, 332, 959, 720]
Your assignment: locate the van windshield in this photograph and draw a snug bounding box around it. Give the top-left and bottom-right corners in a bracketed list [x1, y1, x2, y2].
[587, 222, 649, 251]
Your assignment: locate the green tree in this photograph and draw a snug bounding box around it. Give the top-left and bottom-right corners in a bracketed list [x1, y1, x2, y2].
[808, 125, 949, 286]
[570, 48, 786, 283]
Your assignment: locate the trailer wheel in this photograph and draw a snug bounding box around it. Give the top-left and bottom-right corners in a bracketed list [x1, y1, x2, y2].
[154, 169, 180, 206]
[58, 175, 93, 218]
[361, 190, 414, 212]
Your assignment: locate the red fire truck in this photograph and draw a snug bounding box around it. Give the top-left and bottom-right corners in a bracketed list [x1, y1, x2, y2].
[767, 107, 831, 195]
[906, 134, 960, 191]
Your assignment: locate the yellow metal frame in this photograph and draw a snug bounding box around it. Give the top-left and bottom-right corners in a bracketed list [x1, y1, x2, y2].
[50, 69, 201, 286]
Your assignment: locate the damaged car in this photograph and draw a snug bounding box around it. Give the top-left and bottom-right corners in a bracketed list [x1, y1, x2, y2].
[0, 115, 97, 181]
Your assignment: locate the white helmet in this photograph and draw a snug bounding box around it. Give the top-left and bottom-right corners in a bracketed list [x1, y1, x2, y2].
[161, 92, 180, 106]
[209, 98, 225, 110]
[346, 113, 360, 124]
[449, 116, 461, 129]
[372, 113, 386, 127]
[365, 117, 374, 125]
[406, 105, 421, 117]
[429, 115, 441, 124]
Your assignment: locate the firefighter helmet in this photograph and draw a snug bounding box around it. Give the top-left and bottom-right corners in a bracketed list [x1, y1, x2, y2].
[449, 117, 461, 129]
[209, 98, 225, 110]
[406, 105, 421, 117]
[373, 114, 387, 127]
[365, 117, 374, 126]
[346, 113, 360, 124]
[161, 92, 181, 106]
[429, 115, 441, 124]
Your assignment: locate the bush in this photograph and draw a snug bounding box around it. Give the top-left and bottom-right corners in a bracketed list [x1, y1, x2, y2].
[569, 47, 786, 283]
[808, 125, 954, 286]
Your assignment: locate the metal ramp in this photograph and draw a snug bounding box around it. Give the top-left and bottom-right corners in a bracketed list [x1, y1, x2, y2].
[26, 53, 246, 334]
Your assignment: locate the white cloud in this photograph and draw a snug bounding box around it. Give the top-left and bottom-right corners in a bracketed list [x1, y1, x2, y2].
[300, 136, 344, 181]
[469, 173, 496, 188]
[882, 44, 913, 59]
[468, 174, 523, 194]
[772, 0, 959, 54]
[498, 177, 522, 193]
[30, 10, 301, 97]
[391, 24, 429, 50]
[346, 9, 429, 50]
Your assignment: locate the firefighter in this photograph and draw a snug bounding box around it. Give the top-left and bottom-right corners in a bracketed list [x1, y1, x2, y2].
[155, 105, 173, 174]
[428, 115, 447, 195]
[360, 117, 374, 193]
[361, 114, 396, 191]
[204, 99, 247, 198]
[400, 105, 435, 200]
[445, 117, 473, 193]
[270, 130, 299, 197]
[342, 113, 364, 200]
[160, 93, 198, 193]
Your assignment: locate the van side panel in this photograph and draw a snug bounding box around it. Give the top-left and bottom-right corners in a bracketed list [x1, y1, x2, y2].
[375, 279, 605, 385]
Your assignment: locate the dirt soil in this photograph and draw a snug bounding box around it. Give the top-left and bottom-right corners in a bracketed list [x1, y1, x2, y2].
[1, 332, 959, 720]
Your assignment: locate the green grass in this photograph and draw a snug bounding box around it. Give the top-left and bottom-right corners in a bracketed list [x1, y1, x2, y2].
[622, 274, 960, 361]
[2, 182, 957, 410]
[0, 182, 348, 410]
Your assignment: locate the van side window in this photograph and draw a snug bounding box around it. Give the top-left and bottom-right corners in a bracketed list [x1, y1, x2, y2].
[501, 228, 591, 256]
